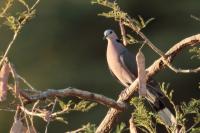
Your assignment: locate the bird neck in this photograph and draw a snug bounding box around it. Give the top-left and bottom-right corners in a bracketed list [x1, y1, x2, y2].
[107, 37, 120, 44]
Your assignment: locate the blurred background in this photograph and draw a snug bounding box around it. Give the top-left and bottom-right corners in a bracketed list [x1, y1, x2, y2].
[0, 0, 199, 132]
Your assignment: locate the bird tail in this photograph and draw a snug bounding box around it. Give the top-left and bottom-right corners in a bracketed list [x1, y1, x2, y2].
[145, 87, 177, 126]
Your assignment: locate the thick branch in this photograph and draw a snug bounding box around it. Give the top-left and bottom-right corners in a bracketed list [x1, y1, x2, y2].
[20, 87, 126, 111]
[95, 34, 200, 133]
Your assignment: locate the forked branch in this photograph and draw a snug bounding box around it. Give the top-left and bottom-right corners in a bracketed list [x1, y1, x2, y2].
[95, 34, 200, 133]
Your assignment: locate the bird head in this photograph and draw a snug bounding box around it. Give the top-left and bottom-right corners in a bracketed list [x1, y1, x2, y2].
[103, 29, 118, 40]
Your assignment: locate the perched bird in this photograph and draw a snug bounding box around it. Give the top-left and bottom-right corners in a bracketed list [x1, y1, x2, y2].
[104, 29, 176, 126]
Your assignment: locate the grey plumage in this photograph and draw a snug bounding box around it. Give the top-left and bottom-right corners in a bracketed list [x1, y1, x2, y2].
[104, 29, 177, 126]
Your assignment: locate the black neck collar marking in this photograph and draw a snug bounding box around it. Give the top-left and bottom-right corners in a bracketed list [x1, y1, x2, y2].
[116, 39, 121, 43]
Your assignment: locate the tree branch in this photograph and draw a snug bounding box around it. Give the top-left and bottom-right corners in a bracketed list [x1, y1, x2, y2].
[95, 34, 200, 133]
[129, 115, 137, 133]
[19, 87, 127, 111]
[119, 20, 127, 46]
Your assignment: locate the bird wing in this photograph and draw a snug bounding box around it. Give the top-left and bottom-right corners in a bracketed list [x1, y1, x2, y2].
[119, 49, 138, 77]
[107, 65, 124, 86]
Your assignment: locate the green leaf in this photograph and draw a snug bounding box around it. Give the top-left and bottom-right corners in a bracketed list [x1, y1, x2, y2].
[83, 123, 96, 133]
[130, 97, 156, 133]
[114, 122, 126, 133]
[125, 34, 139, 45]
[58, 99, 73, 110]
[189, 47, 200, 60]
[190, 127, 200, 133]
[74, 100, 97, 112]
[4, 15, 18, 31]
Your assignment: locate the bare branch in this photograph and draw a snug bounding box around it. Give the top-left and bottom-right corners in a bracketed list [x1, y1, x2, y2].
[19, 87, 126, 111]
[20, 106, 45, 118]
[119, 20, 127, 46]
[45, 98, 57, 133]
[137, 31, 166, 57]
[191, 15, 200, 22]
[137, 27, 200, 74]
[95, 34, 200, 133]
[165, 63, 200, 73]
[0, 32, 18, 67]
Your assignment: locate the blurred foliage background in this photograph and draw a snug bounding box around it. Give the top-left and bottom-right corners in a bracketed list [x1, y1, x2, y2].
[0, 0, 199, 132]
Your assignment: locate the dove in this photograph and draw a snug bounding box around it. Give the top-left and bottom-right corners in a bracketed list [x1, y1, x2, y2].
[104, 29, 177, 126]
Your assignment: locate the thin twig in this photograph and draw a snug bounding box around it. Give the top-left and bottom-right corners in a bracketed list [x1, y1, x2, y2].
[65, 127, 87, 133]
[137, 31, 166, 57]
[191, 15, 200, 22]
[30, 0, 40, 10]
[17, 74, 36, 90]
[186, 121, 200, 133]
[0, 108, 16, 112]
[0, 32, 18, 67]
[131, 18, 200, 74]
[30, 100, 40, 130]
[164, 63, 200, 73]
[20, 106, 45, 118]
[45, 98, 57, 133]
[19, 94, 31, 133]
[9, 63, 20, 96]
[0, 0, 14, 17]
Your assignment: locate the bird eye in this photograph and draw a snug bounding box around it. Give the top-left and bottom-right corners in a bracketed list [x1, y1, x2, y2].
[110, 31, 112, 34]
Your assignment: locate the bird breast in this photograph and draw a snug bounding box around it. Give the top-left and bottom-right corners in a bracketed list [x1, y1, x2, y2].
[106, 43, 122, 70]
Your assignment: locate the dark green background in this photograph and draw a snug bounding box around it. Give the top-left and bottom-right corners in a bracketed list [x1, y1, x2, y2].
[0, 0, 199, 132]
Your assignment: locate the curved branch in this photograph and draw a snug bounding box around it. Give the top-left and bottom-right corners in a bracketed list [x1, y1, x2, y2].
[19, 87, 127, 111]
[95, 34, 200, 133]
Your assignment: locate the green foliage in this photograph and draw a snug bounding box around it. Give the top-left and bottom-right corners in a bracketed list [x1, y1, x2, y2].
[190, 127, 200, 133]
[181, 99, 200, 116]
[4, 15, 18, 31]
[125, 34, 139, 45]
[92, 0, 154, 30]
[159, 82, 176, 116]
[160, 83, 200, 133]
[129, 83, 200, 133]
[130, 97, 156, 133]
[82, 123, 96, 133]
[159, 82, 173, 101]
[179, 99, 200, 132]
[114, 122, 126, 133]
[189, 47, 200, 60]
[0, 0, 36, 33]
[91, 0, 154, 45]
[58, 99, 97, 113]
